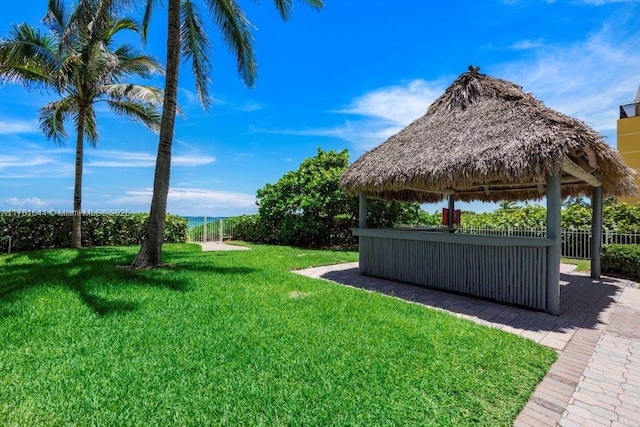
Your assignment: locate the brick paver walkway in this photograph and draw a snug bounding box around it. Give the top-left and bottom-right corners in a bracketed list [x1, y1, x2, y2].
[557, 286, 640, 427]
[293, 263, 640, 426]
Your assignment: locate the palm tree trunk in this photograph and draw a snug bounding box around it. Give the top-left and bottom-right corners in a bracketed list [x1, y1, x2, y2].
[71, 109, 85, 249]
[131, 0, 181, 268]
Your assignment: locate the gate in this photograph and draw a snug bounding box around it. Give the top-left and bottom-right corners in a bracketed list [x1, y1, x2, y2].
[185, 217, 234, 243]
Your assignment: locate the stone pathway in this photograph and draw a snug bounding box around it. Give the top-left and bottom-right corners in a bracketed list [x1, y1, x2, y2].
[293, 263, 640, 426]
[198, 242, 250, 251]
[557, 287, 640, 427]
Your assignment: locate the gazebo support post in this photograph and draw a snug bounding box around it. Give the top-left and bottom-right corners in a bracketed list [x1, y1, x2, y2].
[591, 186, 603, 279]
[359, 193, 367, 228]
[546, 174, 561, 315]
[448, 195, 455, 232]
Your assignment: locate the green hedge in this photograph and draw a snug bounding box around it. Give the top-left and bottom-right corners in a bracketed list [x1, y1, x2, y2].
[461, 203, 640, 232]
[228, 214, 263, 243]
[601, 245, 640, 280]
[0, 213, 187, 253]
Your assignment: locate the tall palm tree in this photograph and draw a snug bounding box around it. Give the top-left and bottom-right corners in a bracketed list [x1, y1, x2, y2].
[130, 0, 324, 268]
[0, 0, 163, 248]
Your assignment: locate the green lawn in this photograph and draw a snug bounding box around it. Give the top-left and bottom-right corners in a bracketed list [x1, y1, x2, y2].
[0, 243, 556, 426]
[561, 257, 591, 272]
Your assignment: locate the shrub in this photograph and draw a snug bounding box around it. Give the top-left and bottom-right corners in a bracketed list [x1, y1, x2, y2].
[243, 148, 423, 247]
[459, 203, 640, 233]
[461, 204, 548, 229]
[225, 214, 266, 242]
[0, 213, 187, 253]
[601, 245, 640, 279]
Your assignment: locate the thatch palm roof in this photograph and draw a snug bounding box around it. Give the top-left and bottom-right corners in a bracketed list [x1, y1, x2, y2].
[341, 68, 637, 203]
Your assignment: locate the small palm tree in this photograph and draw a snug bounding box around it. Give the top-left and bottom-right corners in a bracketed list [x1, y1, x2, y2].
[129, 0, 324, 268]
[0, 0, 163, 248]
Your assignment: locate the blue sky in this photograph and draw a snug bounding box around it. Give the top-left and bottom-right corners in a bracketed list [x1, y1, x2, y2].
[1, 0, 639, 216]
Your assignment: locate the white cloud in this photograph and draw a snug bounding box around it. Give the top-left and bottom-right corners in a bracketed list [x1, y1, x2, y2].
[0, 120, 39, 135]
[262, 79, 446, 151]
[0, 154, 54, 168]
[579, 0, 639, 4]
[86, 150, 215, 168]
[497, 19, 640, 138]
[510, 38, 546, 50]
[112, 187, 256, 209]
[238, 101, 264, 112]
[268, 11, 640, 152]
[265, 122, 406, 152]
[337, 79, 445, 125]
[179, 88, 200, 106]
[0, 150, 73, 179]
[0, 163, 74, 179]
[1, 197, 48, 209]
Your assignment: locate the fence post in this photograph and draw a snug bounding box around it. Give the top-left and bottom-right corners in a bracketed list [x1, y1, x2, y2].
[546, 174, 561, 316]
[590, 186, 603, 279]
[203, 216, 207, 243]
[219, 219, 223, 243]
[359, 193, 367, 228]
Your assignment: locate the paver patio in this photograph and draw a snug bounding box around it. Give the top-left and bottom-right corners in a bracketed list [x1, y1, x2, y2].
[293, 263, 640, 426]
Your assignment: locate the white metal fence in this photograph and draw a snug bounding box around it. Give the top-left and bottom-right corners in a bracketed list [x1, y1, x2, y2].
[455, 226, 640, 259]
[185, 217, 234, 243]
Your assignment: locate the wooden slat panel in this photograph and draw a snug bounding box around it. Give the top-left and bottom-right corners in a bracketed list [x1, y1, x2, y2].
[359, 235, 548, 311]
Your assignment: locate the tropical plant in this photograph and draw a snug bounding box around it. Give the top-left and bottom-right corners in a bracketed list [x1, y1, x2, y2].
[460, 202, 640, 232]
[497, 200, 518, 210]
[129, 0, 325, 268]
[562, 196, 590, 208]
[233, 148, 424, 247]
[0, 0, 163, 248]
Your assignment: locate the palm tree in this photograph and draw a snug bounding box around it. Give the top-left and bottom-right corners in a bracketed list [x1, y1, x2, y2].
[498, 201, 517, 211]
[129, 0, 324, 268]
[0, 0, 163, 248]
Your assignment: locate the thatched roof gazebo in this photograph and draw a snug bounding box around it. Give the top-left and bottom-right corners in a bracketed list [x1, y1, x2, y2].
[341, 67, 637, 315]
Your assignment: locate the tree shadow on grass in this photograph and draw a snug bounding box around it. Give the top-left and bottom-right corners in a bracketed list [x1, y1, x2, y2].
[311, 266, 625, 337]
[0, 247, 256, 317]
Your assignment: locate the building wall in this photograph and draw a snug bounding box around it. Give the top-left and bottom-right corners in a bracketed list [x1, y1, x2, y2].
[617, 115, 640, 204]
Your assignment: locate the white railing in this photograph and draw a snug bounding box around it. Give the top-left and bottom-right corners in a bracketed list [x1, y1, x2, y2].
[184, 217, 234, 243]
[455, 226, 640, 259]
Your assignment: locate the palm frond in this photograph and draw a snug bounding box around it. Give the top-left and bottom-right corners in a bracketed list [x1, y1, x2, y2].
[77, 0, 117, 66]
[102, 83, 163, 105]
[43, 0, 70, 38]
[56, 52, 83, 89]
[81, 107, 99, 147]
[2, 24, 60, 66]
[272, 0, 293, 21]
[296, 0, 324, 11]
[0, 62, 56, 88]
[106, 100, 161, 133]
[141, 0, 157, 44]
[182, 0, 212, 109]
[271, 0, 325, 24]
[112, 45, 164, 78]
[38, 97, 75, 145]
[104, 18, 140, 43]
[60, 0, 98, 52]
[0, 24, 60, 88]
[206, 0, 257, 87]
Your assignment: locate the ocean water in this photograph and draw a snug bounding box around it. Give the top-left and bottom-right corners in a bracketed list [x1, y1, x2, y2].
[183, 216, 228, 229]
